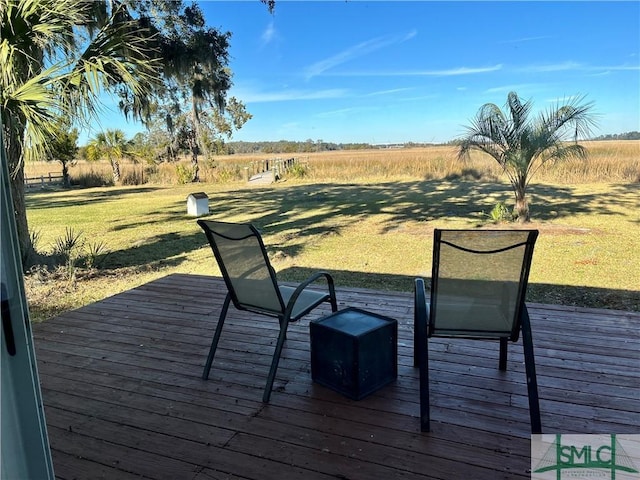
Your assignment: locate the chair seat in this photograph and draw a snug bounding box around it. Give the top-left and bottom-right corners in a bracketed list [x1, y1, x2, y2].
[432, 299, 512, 337]
[279, 285, 329, 320]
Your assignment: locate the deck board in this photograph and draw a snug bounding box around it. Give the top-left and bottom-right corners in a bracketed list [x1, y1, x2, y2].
[33, 273, 640, 479]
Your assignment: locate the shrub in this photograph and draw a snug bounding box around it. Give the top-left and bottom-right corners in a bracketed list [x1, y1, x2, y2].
[84, 241, 110, 269]
[51, 227, 85, 282]
[30, 229, 42, 254]
[484, 202, 513, 223]
[287, 162, 308, 179]
[72, 170, 112, 187]
[215, 165, 242, 183]
[175, 164, 194, 184]
[120, 168, 146, 186]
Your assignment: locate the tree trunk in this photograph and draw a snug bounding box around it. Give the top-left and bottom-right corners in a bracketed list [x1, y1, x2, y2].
[111, 159, 121, 184]
[515, 192, 530, 223]
[189, 133, 200, 182]
[4, 125, 34, 267]
[190, 102, 200, 182]
[61, 160, 70, 187]
[191, 152, 199, 182]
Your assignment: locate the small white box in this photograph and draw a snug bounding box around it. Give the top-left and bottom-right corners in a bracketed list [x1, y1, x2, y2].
[186, 192, 209, 217]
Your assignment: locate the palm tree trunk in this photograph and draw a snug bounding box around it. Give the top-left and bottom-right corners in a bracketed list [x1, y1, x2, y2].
[110, 158, 121, 184]
[515, 191, 530, 223]
[4, 126, 35, 267]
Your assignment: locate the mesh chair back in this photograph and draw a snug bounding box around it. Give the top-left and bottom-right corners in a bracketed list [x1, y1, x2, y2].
[199, 220, 285, 314]
[430, 229, 538, 341]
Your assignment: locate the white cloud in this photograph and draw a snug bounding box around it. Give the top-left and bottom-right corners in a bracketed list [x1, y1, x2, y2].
[304, 30, 417, 79]
[600, 64, 640, 71]
[314, 107, 370, 119]
[398, 94, 439, 102]
[232, 87, 349, 103]
[589, 71, 611, 77]
[517, 62, 640, 74]
[517, 62, 583, 73]
[416, 65, 503, 76]
[323, 64, 503, 77]
[261, 21, 276, 47]
[484, 84, 541, 94]
[498, 35, 553, 45]
[363, 88, 413, 97]
[543, 94, 584, 104]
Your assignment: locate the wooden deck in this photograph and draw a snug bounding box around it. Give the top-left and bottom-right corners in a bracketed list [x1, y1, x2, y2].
[33, 273, 640, 480]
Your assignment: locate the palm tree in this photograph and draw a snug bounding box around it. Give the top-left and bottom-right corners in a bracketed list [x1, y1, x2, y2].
[86, 130, 133, 184]
[44, 119, 79, 187]
[1, 0, 160, 264]
[458, 91, 596, 222]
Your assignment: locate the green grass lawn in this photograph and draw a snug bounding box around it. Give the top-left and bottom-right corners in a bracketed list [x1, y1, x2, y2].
[25, 178, 640, 321]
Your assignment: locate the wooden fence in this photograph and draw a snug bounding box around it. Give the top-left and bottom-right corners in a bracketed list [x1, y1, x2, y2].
[24, 173, 65, 189]
[243, 157, 299, 181]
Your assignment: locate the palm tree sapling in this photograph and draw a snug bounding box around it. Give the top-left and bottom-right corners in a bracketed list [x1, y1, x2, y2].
[458, 91, 596, 222]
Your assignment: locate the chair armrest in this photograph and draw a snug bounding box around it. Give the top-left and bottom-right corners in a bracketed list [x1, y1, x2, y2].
[283, 271, 337, 318]
[414, 278, 429, 367]
[295, 271, 335, 295]
[414, 278, 429, 330]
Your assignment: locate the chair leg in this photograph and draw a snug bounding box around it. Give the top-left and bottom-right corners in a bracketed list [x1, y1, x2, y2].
[329, 294, 338, 313]
[521, 306, 542, 434]
[499, 337, 508, 371]
[413, 278, 431, 432]
[278, 315, 287, 341]
[202, 293, 231, 380]
[414, 279, 430, 431]
[413, 307, 419, 368]
[414, 278, 427, 368]
[419, 338, 431, 432]
[263, 315, 291, 403]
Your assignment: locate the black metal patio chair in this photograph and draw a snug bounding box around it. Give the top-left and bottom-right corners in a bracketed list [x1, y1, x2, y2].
[198, 220, 338, 402]
[413, 229, 541, 433]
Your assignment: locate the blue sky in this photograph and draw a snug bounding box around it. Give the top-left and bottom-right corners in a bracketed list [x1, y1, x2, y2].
[82, 1, 640, 145]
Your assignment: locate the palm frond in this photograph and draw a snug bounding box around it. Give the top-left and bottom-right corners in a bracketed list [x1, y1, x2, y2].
[540, 94, 597, 142]
[61, 5, 161, 124]
[1, 61, 70, 163]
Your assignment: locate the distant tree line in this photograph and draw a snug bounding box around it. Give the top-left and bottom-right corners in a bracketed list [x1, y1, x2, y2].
[222, 140, 445, 154]
[227, 140, 366, 154]
[69, 129, 640, 169]
[592, 131, 640, 141]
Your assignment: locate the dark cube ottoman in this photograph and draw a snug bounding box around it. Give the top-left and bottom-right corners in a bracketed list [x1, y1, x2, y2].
[310, 307, 397, 400]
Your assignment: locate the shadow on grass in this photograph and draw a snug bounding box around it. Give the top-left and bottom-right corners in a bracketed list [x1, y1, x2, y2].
[68, 180, 466, 268]
[28, 180, 638, 228]
[200, 181, 638, 256]
[199, 180, 635, 256]
[103, 231, 205, 270]
[26, 186, 160, 210]
[278, 266, 640, 312]
[26, 180, 639, 311]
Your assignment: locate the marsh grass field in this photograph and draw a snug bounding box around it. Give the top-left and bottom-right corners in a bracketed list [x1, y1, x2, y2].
[23, 140, 640, 321]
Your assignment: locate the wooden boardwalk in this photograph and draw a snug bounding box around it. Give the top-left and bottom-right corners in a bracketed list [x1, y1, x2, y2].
[33, 274, 640, 480]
